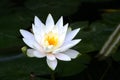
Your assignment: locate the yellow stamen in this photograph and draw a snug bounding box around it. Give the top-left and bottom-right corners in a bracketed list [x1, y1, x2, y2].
[44, 31, 58, 46]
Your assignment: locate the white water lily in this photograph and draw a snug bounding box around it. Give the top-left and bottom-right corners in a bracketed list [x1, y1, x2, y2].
[20, 14, 81, 70]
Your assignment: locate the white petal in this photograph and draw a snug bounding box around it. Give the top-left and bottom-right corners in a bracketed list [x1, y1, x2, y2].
[62, 23, 69, 36]
[47, 58, 57, 70]
[65, 28, 80, 42]
[64, 23, 69, 28]
[56, 16, 63, 28]
[58, 23, 68, 36]
[55, 53, 71, 61]
[27, 49, 35, 57]
[22, 38, 42, 51]
[33, 42, 44, 52]
[64, 49, 80, 59]
[33, 50, 46, 58]
[54, 39, 81, 53]
[32, 24, 44, 45]
[34, 16, 43, 28]
[47, 54, 56, 61]
[23, 38, 34, 48]
[58, 23, 68, 46]
[20, 29, 33, 39]
[45, 14, 54, 32]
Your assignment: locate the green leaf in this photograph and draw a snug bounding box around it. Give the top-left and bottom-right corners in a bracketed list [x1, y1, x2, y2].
[53, 54, 90, 77]
[0, 54, 90, 79]
[70, 21, 118, 54]
[90, 22, 116, 50]
[0, 57, 50, 80]
[70, 21, 96, 54]
[102, 12, 120, 25]
[112, 49, 120, 62]
[0, 14, 32, 54]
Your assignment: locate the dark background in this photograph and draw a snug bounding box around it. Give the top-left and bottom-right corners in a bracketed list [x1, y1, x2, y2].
[0, 0, 120, 80]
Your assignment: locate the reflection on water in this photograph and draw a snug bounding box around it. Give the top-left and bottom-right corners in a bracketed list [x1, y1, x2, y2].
[0, 54, 24, 62]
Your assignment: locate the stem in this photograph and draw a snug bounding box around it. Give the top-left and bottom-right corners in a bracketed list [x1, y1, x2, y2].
[51, 70, 55, 80]
[97, 24, 120, 60]
[30, 72, 35, 80]
[99, 60, 111, 80]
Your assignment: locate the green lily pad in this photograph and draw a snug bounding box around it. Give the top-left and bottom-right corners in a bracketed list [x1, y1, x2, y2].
[70, 20, 118, 55]
[0, 14, 33, 54]
[0, 54, 90, 79]
[112, 49, 120, 62]
[102, 12, 120, 25]
[56, 53, 90, 77]
[70, 21, 96, 54]
[0, 57, 50, 80]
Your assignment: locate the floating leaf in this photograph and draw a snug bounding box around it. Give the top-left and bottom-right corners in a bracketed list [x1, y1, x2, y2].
[0, 14, 32, 54]
[70, 21, 96, 54]
[0, 57, 50, 80]
[102, 12, 120, 25]
[70, 21, 118, 55]
[112, 49, 120, 62]
[55, 53, 91, 77]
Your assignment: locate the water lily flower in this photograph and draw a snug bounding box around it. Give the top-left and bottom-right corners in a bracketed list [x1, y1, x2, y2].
[20, 14, 81, 70]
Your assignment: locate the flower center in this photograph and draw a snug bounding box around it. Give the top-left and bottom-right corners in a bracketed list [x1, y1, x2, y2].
[44, 31, 58, 46]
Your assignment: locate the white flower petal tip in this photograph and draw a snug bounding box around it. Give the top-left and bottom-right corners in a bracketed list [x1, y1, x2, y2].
[34, 16, 40, 24]
[55, 53, 71, 61]
[76, 28, 81, 34]
[56, 16, 63, 27]
[74, 39, 82, 45]
[79, 39, 82, 42]
[46, 14, 54, 26]
[47, 59, 57, 70]
[64, 49, 81, 59]
[20, 29, 33, 39]
[55, 39, 81, 53]
[64, 23, 69, 28]
[34, 16, 43, 29]
[34, 16, 38, 21]
[65, 28, 81, 42]
[20, 29, 23, 33]
[34, 16, 39, 20]
[19, 29, 26, 36]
